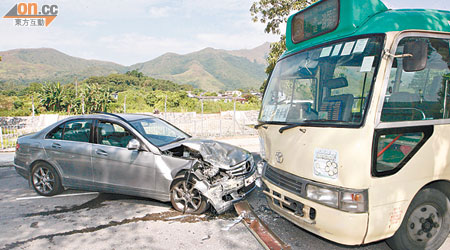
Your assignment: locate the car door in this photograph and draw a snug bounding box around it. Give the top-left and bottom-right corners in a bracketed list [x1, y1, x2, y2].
[91, 120, 156, 195]
[43, 119, 94, 187]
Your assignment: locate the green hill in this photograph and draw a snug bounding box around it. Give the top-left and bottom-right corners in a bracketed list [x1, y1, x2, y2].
[0, 48, 127, 85]
[0, 44, 269, 91]
[130, 45, 268, 91]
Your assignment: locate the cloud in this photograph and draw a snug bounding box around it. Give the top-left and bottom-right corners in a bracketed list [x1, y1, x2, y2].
[196, 32, 277, 50]
[97, 33, 203, 65]
[147, 6, 171, 18]
[0, 0, 277, 65]
[79, 20, 105, 27]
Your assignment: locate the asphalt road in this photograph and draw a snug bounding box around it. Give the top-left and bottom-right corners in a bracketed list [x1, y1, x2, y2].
[0, 153, 448, 250]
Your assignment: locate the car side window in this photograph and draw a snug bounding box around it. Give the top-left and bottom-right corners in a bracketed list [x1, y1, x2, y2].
[46, 120, 92, 142]
[46, 124, 64, 140]
[97, 121, 135, 148]
[63, 120, 92, 142]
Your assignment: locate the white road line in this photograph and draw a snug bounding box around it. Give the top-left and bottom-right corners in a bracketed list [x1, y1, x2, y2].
[16, 192, 99, 200]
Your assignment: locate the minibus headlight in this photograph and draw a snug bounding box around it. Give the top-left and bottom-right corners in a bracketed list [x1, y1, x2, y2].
[259, 136, 266, 159]
[306, 184, 339, 208]
[306, 184, 368, 213]
[340, 191, 367, 213]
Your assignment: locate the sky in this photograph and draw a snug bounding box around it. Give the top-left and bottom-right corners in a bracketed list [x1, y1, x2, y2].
[0, 0, 449, 66]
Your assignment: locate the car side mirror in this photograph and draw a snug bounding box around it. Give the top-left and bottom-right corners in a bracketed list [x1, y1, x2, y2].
[403, 40, 428, 72]
[127, 139, 141, 150]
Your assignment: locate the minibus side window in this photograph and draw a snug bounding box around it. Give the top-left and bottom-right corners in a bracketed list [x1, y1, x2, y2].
[372, 126, 433, 177]
[381, 37, 450, 122]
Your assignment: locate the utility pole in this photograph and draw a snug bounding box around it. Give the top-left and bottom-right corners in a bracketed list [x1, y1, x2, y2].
[123, 95, 126, 113]
[31, 95, 35, 117]
[75, 77, 78, 97]
[82, 96, 85, 114]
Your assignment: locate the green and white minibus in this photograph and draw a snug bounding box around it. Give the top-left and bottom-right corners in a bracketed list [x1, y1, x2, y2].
[257, 0, 450, 249]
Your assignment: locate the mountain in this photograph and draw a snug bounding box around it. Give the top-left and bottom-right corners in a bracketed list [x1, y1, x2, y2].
[227, 42, 270, 65]
[0, 48, 127, 85]
[130, 45, 269, 91]
[0, 44, 269, 91]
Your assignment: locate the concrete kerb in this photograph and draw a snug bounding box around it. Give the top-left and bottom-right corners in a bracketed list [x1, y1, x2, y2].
[0, 152, 14, 168]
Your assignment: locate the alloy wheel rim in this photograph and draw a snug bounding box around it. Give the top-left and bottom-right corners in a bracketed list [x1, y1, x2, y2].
[33, 167, 55, 194]
[407, 204, 442, 244]
[172, 180, 202, 213]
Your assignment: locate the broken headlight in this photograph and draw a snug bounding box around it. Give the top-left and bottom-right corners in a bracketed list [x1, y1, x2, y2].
[306, 184, 368, 213]
[306, 184, 339, 208]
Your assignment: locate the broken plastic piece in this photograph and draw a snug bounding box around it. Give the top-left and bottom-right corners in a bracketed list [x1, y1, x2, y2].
[221, 215, 244, 231]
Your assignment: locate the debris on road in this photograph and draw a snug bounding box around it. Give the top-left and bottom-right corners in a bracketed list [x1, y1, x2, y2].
[234, 200, 291, 250]
[221, 214, 244, 231]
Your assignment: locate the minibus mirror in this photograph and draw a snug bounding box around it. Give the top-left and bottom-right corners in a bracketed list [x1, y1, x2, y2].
[403, 40, 428, 72]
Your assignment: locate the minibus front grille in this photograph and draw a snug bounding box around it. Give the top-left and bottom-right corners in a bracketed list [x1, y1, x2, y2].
[264, 165, 304, 197]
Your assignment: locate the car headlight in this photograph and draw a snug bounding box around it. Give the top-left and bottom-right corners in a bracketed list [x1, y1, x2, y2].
[306, 184, 367, 213]
[256, 160, 265, 176]
[306, 184, 339, 208]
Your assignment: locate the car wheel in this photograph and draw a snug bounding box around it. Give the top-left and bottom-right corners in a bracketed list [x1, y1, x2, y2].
[170, 175, 208, 214]
[31, 162, 63, 196]
[386, 188, 449, 250]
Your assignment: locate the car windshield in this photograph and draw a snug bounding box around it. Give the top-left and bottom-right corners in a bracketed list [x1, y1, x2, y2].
[130, 118, 189, 147]
[259, 35, 384, 126]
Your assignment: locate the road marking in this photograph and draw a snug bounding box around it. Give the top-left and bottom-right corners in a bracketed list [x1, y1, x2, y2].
[16, 192, 99, 200]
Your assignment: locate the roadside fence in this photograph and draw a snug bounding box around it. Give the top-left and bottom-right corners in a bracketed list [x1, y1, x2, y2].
[0, 110, 259, 150]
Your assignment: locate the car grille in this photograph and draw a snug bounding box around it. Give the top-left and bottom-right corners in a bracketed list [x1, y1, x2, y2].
[227, 160, 254, 177]
[264, 164, 305, 197]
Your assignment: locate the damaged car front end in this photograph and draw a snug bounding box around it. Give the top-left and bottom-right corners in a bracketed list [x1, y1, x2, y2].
[160, 139, 257, 214]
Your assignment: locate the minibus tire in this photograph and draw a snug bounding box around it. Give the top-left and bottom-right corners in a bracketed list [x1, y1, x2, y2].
[386, 188, 449, 250]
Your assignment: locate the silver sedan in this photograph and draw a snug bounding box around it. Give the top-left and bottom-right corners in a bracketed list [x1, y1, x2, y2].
[14, 113, 257, 214]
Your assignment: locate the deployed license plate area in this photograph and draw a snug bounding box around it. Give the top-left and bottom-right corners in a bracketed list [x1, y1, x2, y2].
[264, 188, 316, 224]
[244, 172, 257, 187]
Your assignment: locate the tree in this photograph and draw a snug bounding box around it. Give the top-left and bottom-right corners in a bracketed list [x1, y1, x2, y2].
[126, 69, 144, 78]
[250, 0, 317, 91]
[39, 82, 66, 112]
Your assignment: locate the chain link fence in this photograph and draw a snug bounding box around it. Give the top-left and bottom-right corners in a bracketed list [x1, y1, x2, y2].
[0, 110, 259, 150]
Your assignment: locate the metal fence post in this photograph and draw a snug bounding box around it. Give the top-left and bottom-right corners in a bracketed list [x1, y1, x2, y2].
[164, 95, 167, 121]
[201, 99, 204, 136]
[233, 98, 236, 135]
[0, 127, 3, 149]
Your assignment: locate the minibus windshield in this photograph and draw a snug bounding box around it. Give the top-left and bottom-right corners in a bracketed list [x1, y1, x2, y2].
[259, 35, 384, 126]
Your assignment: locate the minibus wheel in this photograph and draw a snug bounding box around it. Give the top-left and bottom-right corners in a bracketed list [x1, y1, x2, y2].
[386, 188, 449, 250]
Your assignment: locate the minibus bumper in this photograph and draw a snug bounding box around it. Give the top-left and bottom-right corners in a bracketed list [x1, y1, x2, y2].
[263, 179, 369, 245]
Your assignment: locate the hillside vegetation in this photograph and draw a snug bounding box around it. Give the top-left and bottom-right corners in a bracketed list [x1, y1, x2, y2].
[0, 44, 268, 91]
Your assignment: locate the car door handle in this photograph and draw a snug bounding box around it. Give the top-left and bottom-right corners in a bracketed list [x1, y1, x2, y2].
[51, 143, 61, 149]
[95, 149, 108, 156]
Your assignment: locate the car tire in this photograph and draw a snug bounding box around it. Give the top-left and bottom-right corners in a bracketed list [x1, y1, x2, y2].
[170, 175, 208, 214]
[30, 162, 63, 196]
[386, 188, 449, 250]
